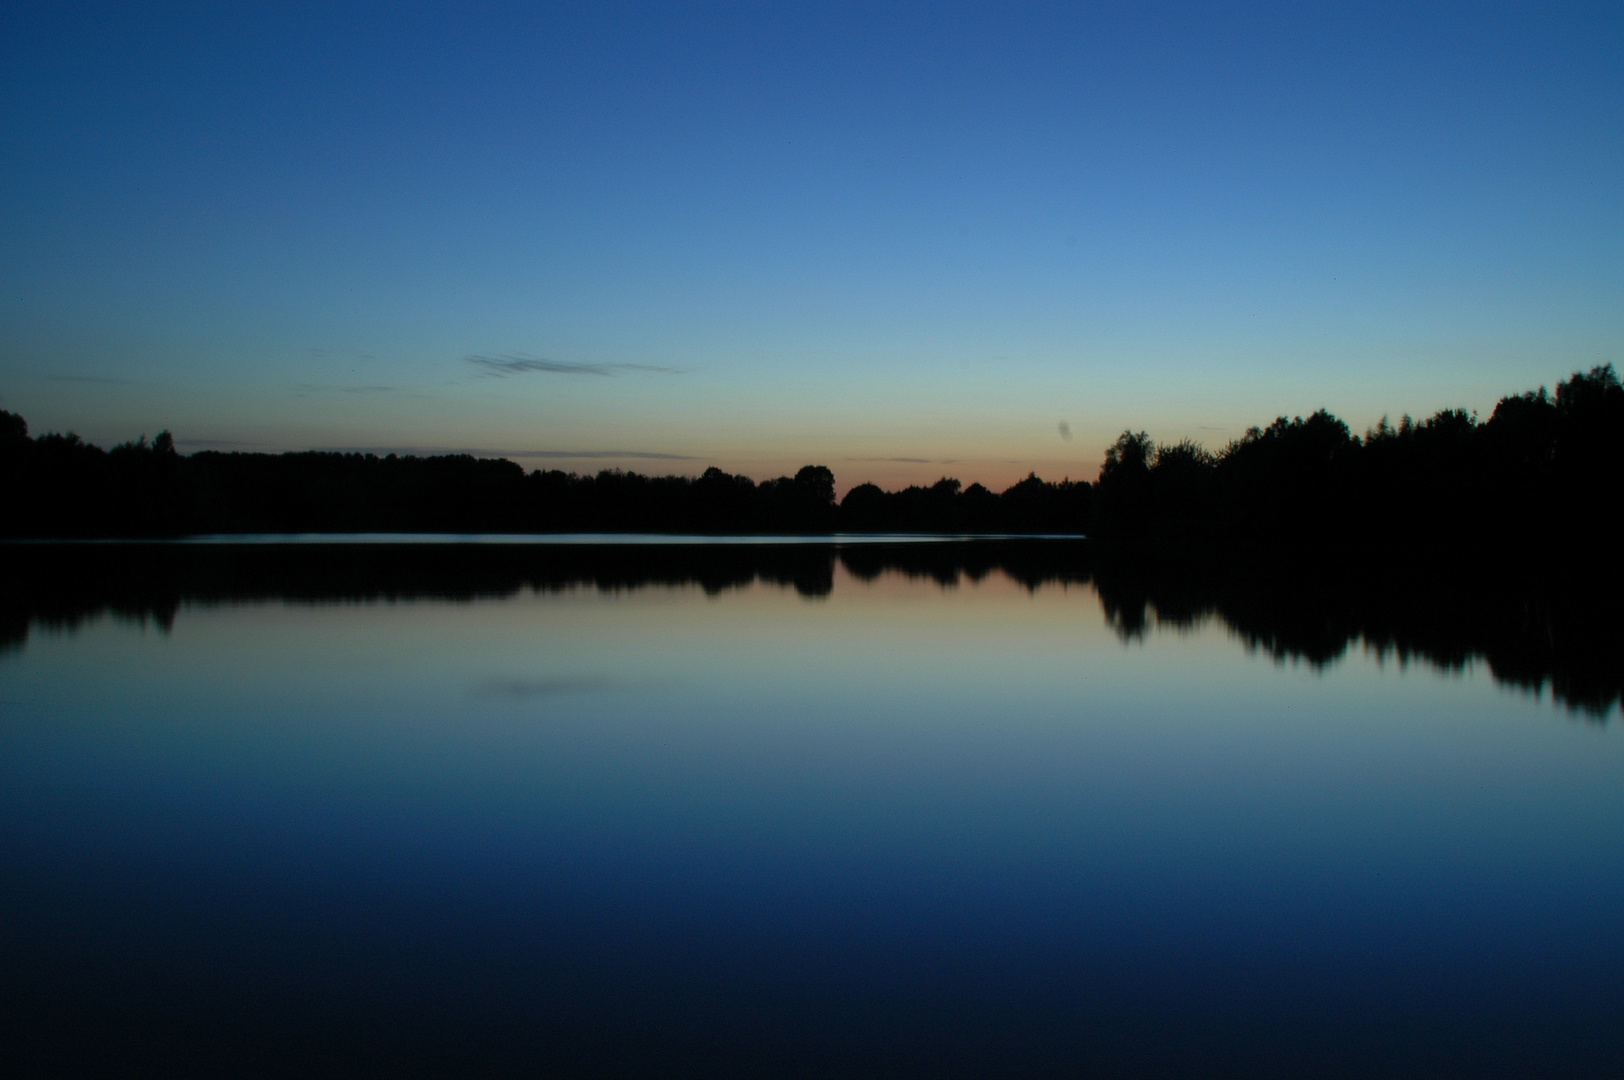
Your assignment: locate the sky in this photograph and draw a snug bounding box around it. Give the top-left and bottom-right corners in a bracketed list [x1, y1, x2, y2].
[2, 1, 1620, 493]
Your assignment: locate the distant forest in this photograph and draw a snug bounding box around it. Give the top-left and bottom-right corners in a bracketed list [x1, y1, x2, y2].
[2, 365, 1619, 547]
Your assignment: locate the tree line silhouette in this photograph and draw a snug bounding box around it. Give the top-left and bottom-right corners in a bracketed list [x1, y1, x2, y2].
[0, 419, 1088, 536]
[2, 364, 1619, 543]
[1090, 364, 1623, 554]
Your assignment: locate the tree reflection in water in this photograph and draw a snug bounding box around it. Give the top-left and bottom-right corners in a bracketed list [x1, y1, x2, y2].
[3, 539, 1618, 717]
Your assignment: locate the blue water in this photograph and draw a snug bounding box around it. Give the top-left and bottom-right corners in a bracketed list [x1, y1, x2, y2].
[3, 557, 1621, 1076]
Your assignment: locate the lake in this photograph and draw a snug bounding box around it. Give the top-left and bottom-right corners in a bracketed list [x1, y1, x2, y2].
[2, 540, 1621, 1077]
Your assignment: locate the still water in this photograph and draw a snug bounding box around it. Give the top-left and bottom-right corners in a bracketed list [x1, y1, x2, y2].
[2, 543, 1621, 1077]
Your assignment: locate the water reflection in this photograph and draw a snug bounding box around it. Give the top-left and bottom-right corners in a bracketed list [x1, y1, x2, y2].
[3, 539, 1617, 716]
[4, 541, 1624, 1077]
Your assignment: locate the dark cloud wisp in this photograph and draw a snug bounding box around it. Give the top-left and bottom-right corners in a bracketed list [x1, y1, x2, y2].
[475, 676, 617, 699]
[466, 355, 684, 378]
[292, 384, 404, 397]
[511, 448, 699, 461]
[46, 374, 135, 385]
[306, 444, 700, 462]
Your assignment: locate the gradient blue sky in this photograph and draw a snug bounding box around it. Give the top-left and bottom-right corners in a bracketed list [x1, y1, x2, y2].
[2, 1, 1620, 492]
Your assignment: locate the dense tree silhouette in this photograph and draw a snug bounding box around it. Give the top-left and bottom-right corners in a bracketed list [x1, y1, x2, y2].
[2, 366, 1618, 544]
[0, 423, 1089, 536]
[1091, 431, 1153, 540]
[1084, 364, 1621, 555]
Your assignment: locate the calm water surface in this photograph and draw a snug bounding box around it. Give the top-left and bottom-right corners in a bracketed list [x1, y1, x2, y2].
[3, 549, 1621, 1076]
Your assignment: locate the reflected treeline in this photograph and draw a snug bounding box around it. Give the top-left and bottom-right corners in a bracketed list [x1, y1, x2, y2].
[0, 542, 858, 646]
[3, 540, 1617, 717]
[1092, 553, 1623, 718]
[0, 542, 1094, 643]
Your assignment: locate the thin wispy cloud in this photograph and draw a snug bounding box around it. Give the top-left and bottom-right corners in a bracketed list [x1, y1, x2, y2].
[466, 354, 684, 378]
[306, 444, 700, 462]
[293, 383, 400, 395]
[293, 384, 439, 402]
[474, 676, 617, 699]
[46, 374, 134, 385]
[174, 437, 270, 449]
[843, 456, 960, 464]
[510, 448, 699, 461]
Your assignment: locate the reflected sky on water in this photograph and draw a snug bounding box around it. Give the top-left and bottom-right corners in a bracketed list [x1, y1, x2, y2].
[3, 559, 1622, 1076]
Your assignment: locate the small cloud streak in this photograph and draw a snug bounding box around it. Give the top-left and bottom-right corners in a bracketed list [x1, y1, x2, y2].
[508, 448, 699, 461]
[475, 676, 616, 698]
[843, 456, 961, 464]
[174, 437, 273, 449]
[467, 354, 684, 378]
[293, 383, 412, 398]
[303, 444, 701, 462]
[47, 374, 134, 385]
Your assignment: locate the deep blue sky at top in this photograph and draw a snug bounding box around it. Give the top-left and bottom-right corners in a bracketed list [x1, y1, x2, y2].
[2, 1, 1620, 489]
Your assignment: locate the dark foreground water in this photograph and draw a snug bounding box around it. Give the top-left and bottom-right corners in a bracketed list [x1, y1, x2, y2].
[2, 541, 1621, 1077]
